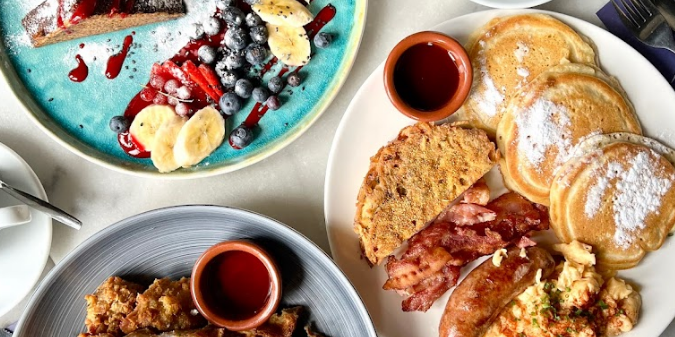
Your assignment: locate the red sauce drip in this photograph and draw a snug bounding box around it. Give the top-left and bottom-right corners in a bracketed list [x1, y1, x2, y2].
[238, 4, 334, 131]
[118, 132, 150, 158]
[68, 55, 89, 82]
[56, 0, 65, 29]
[393, 43, 459, 111]
[201, 251, 271, 320]
[79, 43, 85, 48]
[70, 0, 98, 25]
[105, 35, 133, 79]
[109, 0, 122, 16]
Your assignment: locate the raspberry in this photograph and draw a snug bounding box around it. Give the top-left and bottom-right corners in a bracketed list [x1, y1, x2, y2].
[150, 75, 166, 90]
[163, 79, 180, 94]
[140, 87, 156, 102]
[153, 94, 168, 105]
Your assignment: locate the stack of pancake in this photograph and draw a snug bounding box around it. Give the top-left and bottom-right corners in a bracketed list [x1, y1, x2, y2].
[461, 14, 675, 269]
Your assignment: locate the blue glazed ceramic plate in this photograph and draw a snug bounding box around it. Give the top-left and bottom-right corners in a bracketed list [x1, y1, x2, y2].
[14, 205, 377, 336]
[0, 0, 366, 178]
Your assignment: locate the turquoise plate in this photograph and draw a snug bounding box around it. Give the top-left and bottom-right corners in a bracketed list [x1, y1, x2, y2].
[0, 0, 366, 178]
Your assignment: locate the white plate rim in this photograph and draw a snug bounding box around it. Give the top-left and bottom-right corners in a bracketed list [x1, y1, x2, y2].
[324, 8, 675, 337]
[470, 0, 552, 9]
[0, 142, 52, 317]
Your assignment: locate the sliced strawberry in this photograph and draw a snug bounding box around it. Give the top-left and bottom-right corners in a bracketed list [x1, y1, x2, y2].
[183, 61, 221, 101]
[198, 64, 224, 98]
[162, 60, 193, 88]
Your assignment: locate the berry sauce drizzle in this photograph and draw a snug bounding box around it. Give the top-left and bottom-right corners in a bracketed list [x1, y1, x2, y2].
[117, 3, 337, 157]
[241, 4, 336, 130]
[105, 35, 133, 79]
[68, 54, 89, 82]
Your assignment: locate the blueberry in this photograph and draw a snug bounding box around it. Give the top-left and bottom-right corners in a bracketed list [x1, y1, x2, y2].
[223, 49, 245, 69]
[243, 0, 261, 4]
[224, 26, 249, 50]
[266, 95, 281, 110]
[215, 0, 234, 10]
[245, 13, 263, 27]
[216, 62, 239, 88]
[229, 125, 254, 149]
[220, 92, 242, 116]
[252, 87, 270, 103]
[203, 17, 222, 37]
[314, 32, 332, 48]
[245, 43, 268, 65]
[222, 6, 245, 27]
[249, 25, 268, 44]
[268, 76, 283, 93]
[234, 78, 253, 98]
[198, 45, 217, 64]
[109, 116, 130, 134]
[189, 23, 205, 40]
[287, 73, 302, 87]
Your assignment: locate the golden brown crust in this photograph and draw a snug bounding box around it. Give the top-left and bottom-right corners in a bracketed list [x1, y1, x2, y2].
[84, 276, 144, 336]
[354, 123, 498, 265]
[120, 277, 206, 334]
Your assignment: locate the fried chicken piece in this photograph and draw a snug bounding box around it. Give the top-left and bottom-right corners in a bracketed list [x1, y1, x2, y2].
[239, 306, 302, 337]
[83, 276, 145, 336]
[304, 324, 327, 337]
[77, 334, 118, 337]
[120, 277, 206, 334]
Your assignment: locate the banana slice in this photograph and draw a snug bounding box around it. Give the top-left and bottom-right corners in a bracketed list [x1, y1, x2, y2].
[129, 105, 182, 152]
[267, 23, 311, 66]
[252, 0, 313, 27]
[174, 106, 226, 168]
[151, 118, 187, 173]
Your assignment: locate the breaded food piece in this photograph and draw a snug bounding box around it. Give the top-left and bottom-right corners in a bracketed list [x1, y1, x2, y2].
[304, 324, 326, 337]
[83, 276, 144, 336]
[355, 123, 498, 265]
[240, 306, 302, 337]
[120, 277, 206, 334]
[77, 334, 118, 337]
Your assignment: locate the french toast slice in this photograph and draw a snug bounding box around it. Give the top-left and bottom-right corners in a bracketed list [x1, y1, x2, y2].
[354, 123, 498, 265]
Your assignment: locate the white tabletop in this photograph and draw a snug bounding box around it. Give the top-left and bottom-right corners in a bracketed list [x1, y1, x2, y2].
[2, 0, 674, 335]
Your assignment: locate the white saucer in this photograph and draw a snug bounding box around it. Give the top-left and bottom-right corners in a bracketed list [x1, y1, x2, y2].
[0, 142, 51, 317]
[470, 0, 552, 9]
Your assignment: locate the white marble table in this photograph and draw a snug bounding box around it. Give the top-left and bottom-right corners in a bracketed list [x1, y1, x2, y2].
[2, 0, 674, 335]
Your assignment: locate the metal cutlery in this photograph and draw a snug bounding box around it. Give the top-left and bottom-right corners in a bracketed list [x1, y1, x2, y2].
[0, 179, 82, 230]
[611, 0, 675, 53]
[652, 0, 675, 30]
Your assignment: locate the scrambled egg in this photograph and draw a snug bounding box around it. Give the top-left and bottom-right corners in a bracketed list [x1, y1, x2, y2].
[484, 241, 641, 337]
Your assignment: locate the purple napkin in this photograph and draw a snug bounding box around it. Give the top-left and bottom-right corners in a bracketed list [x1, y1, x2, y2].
[597, 2, 675, 90]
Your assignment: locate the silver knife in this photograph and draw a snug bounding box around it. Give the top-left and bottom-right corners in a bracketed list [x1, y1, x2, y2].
[0, 329, 12, 337]
[0, 179, 82, 230]
[652, 0, 675, 31]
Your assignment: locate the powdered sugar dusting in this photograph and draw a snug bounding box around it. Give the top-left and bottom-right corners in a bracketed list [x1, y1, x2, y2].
[517, 67, 529, 78]
[475, 44, 504, 118]
[514, 41, 529, 63]
[584, 150, 674, 247]
[515, 99, 572, 170]
[613, 151, 674, 247]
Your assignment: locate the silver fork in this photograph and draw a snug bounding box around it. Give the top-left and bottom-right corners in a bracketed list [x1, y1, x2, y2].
[611, 0, 675, 53]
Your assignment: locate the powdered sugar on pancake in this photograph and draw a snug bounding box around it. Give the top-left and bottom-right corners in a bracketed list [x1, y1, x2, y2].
[515, 98, 572, 171]
[514, 41, 529, 63]
[584, 149, 674, 247]
[475, 41, 504, 118]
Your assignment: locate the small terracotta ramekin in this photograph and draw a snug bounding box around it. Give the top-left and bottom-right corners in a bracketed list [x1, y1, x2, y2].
[383, 31, 473, 122]
[191, 240, 282, 331]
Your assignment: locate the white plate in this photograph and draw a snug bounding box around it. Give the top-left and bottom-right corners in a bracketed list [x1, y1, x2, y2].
[324, 9, 675, 337]
[470, 0, 552, 9]
[0, 142, 51, 317]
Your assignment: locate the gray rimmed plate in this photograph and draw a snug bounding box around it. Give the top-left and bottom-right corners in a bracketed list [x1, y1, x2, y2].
[14, 205, 376, 336]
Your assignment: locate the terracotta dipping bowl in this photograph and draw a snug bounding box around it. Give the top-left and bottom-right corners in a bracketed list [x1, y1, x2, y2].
[191, 240, 282, 331]
[384, 31, 473, 122]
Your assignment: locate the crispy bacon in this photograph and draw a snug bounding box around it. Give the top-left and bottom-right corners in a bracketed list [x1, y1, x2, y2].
[461, 178, 490, 205]
[383, 191, 549, 312]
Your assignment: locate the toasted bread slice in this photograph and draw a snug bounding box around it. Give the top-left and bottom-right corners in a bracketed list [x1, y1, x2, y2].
[355, 123, 498, 265]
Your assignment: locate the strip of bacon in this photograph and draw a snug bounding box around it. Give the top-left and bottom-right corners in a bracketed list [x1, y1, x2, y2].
[383, 191, 549, 312]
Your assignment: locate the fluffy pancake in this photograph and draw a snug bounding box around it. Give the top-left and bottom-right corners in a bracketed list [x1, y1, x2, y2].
[354, 123, 498, 265]
[550, 134, 675, 269]
[496, 63, 641, 205]
[461, 14, 597, 134]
